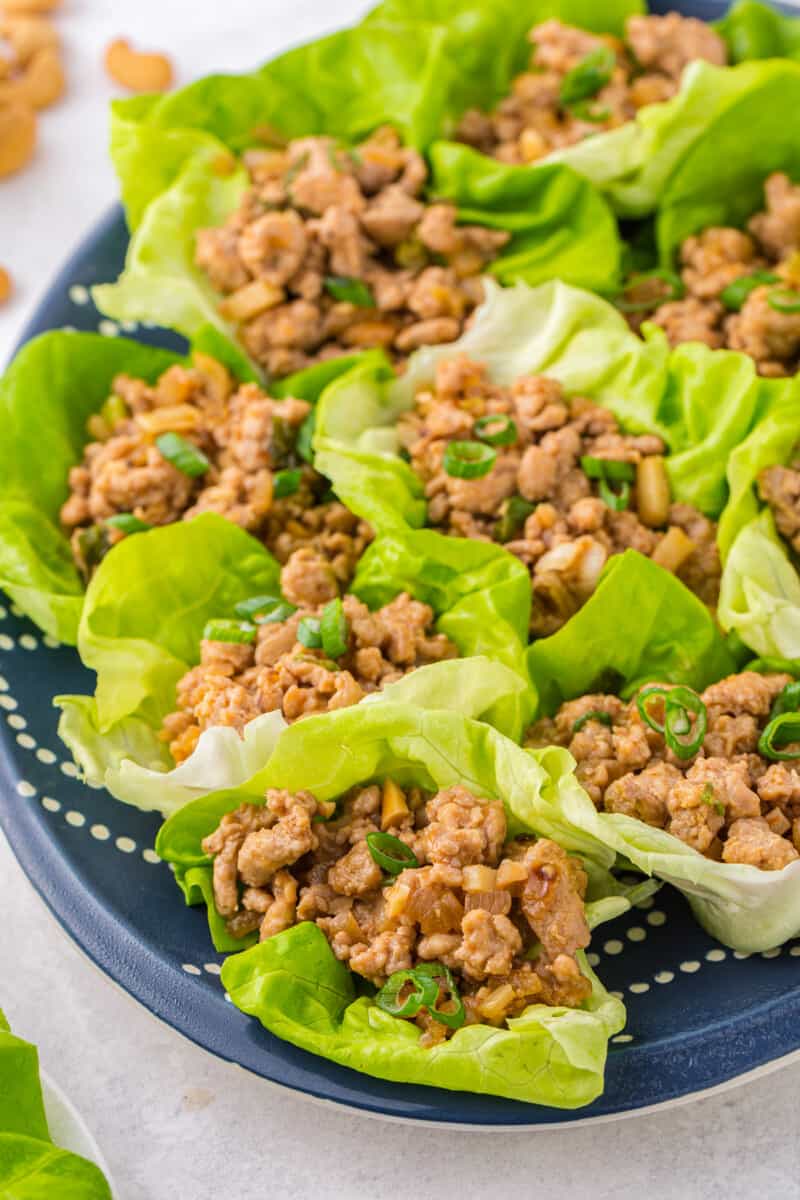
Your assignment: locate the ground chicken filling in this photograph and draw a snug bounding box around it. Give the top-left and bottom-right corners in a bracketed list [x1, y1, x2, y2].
[759, 457, 800, 551]
[398, 356, 720, 636]
[527, 671, 800, 871]
[622, 173, 800, 377]
[161, 591, 457, 762]
[193, 127, 510, 378]
[202, 782, 593, 1044]
[456, 14, 726, 165]
[60, 354, 371, 588]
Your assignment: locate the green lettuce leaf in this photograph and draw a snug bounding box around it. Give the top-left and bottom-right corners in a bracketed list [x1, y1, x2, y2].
[0, 1136, 111, 1200]
[716, 0, 800, 64]
[315, 278, 772, 529]
[0, 1011, 49, 1143]
[157, 700, 628, 1106]
[56, 513, 535, 815]
[0, 331, 181, 642]
[528, 550, 735, 715]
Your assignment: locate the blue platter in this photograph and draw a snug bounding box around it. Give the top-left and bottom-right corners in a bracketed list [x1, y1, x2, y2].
[2, 0, 800, 1126]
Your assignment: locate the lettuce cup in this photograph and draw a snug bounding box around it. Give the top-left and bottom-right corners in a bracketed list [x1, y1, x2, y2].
[56, 512, 534, 816]
[315, 278, 781, 636]
[154, 699, 649, 1106]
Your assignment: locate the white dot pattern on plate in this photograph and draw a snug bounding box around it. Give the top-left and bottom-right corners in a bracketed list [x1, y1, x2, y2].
[790, 947, 800, 958]
[16, 780, 35, 797]
[612, 1034, 633, 1044]
[680, 960, 701, 974]
[35, 748, 56, 764]
[762, 947, 782, 959]
[60, 760, 79, 777]
[18, 634, 37, 650]
[41, 797, 60, 813]
[204, 963, 222, 976]
[626, 926, 646, 942]
[116, 837, 136, 854]
[706, 949, 726, 963]
[69, 284, 90, 304]
[0, 673, 7, 689]
[654, 971, 674, 984]
[0, 606, 6, 620]
[0, 635, 14, 651]
[182, 964, 202, 976]
[142, 848, 161, 865]
[629, 982, 650, 994]
[7, 714, 26, 729]
[586, 952, 600, 967]
[16, 733, 35, 750]
[646, 910, 666, 927]
[65, 811, 86, 828]
[43, 635, 60, 649]
[0, 696, 17, 710]
[90, 824, 110, 841]
[603, 939, 624, 955]
[98, 319, 120, 337]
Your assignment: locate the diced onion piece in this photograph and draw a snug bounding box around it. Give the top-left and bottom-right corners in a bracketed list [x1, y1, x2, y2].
[636, 455, 671, 528]
[462, 864, 498, 893]
[477, 983, 516, 1024]
[496, 859, 528, 890]
[219, 279, 285, 322]
[192, 351, 233, 405]
[137, 404, 200, 436]
[381, 779, 409, 830]
[651, 526, 695, 574]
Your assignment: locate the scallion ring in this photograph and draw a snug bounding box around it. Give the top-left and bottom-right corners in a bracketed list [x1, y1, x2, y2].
[615, 269, 685, 314]
[495, 495, 535, 542]
[297, 616, 323, 649]
[202, 618, 257, 644]
[767, 288, 800, 314]
[413, 962, 466, 1030]
[568, 100, 611, 123]
[770, 680, 800, 720]
[637, 684, 707, 759]
[559, 45, 616, 106]
[105, 513, 151, 535]
[155, 432, 210, 478]
[443, 440, 497, 480]
[580, 456, 636, 483]
[234, 594, 297, 624]
[273, 468, 302, 499]
[719, 271, 779, 311]
[572, 709, 613, 734]
[473, 414, 518, 447]
[374, 969, 438, 1018]
[599, 478, 631, 511]
[365, 830, 419, 875]
[320, 597, 349, 658]
[758, 712, 800, 761]
[323, 275, 376, 308]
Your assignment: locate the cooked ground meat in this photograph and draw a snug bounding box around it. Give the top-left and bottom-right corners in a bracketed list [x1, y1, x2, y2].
[759, 459, 800, 553]
[455, 14, 726, 165]
[161, 592, 458, 763]
[622, 173, 800, 376]
[399, 356, 720, 635]
[60, 353, 371, 581]
[202, 781, 593, 1044]
[194, 127, 510, 377]
[526, 671, 800, 871]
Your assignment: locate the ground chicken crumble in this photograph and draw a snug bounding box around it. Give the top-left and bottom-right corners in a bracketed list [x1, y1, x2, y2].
[202, 781, 593, 1043]
[399, 356, 720, 635]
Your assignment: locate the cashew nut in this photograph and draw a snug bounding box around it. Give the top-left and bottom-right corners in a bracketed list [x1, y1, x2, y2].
[104, 38, 173, 92]
[0, 267, 11, 305]
[0, 45, 64, 108]
[0, 0, 61, 12]
[0, 16, 59, 64]
[0, 100, 36, 176]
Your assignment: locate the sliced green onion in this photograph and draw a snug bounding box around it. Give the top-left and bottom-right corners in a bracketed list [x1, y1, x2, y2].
[568, 100, 610, 123]
[770, 680, 800, 720]
[414, 962, 466, 1030]
[720, 271, 779, 311]
[234, 594, 297, 624]
[637, 684, 707, 760]
[572, 709, 613, 734]
[599, 478, 631, 511]
[320, 597, 349, 658]
[105, 513, 151, 535]
[758, 712, 800, 761]
[559, 45, 616, 106]
[746, 656, 800, 679]
[260, 601, 299, 624]
[155, 432, 209, 477]
[701, 782, 725, 817]
[495, 495, 535, 542]
[297, 616, 322, 649]
[615, 269, 685, 314]
[296, 412, 315, 464]
[443, 440, 497, 480]
[202, 618, 257, 644]
[474, 414, 518, 447]
[365, 830, 419, 875]
[375, 969, 438, 1018]
[76, 525, 111, 572]
[273, 468, 302, 499]
[324, 275, 375, 308]
[580, 456, 636, 483]
[100, 393, 128, 427]
[768, 288, 800, 314]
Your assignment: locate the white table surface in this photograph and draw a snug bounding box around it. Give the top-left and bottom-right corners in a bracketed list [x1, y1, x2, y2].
[2, 3, 800, 1197]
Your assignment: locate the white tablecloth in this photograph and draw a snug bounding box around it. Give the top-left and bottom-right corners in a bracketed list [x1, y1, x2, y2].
[1, 4, 800, 1196]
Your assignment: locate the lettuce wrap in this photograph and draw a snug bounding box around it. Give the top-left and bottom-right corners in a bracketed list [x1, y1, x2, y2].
[718, 387, 800, 659]
[155, 699, 642, 1107]
[526, 550, 800, 952]
[0, 1010, 112, 1199]
[56, 512, 535, 816]
[314, 278, 776, 533]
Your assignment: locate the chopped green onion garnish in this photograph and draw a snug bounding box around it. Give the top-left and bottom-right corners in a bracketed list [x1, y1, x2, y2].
[324, 275, 376, 308]
[720, 271, 779, 311]
[580, 456, 636, 483]
[572, 709, 613, 734]
[100, 393, 128, 427]
[637, 684, 707, 760]
[568, 100, 610, 123]
[76, 525, 111, 572]
[758, 712, 800, 761]
[559, 45, 616, 106]
[320, 597, 349, 658]
[495, 495, 535, 542]
[375, 969, 438, 1018]
[234, 594, 297, 623]
[599, 478, 631, 511]
[155, 432, 210, 477]
[259, 601, 298, 624]
[767, 288, 800, 314]
[701, 782, 725, 816]
[443, 440, 497, 480]
[296, 411, 315, 464]
[297, 616, 323, 649]
[413, 962, 466, 1029]
[273, 468, 302, 499]
[615, 269, 685, 314]
[474, 414, 518, 447]
[770, 680, 800, 720]
[365, 830, 418, 875]
[202, 618, 257, 644]
[746, 656, 800, 679]
[105, 513, 151, 535]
